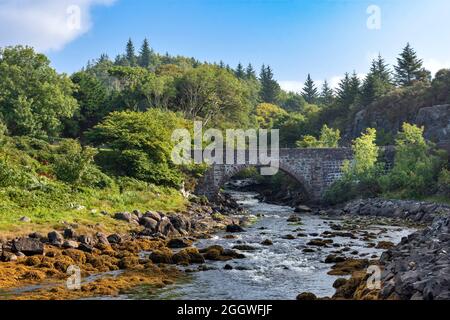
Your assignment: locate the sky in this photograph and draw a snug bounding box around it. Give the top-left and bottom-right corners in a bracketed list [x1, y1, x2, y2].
[1, 0, 450, 92]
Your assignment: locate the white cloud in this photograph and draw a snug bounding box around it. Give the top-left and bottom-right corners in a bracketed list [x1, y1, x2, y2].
[424, 58, 450, 76]
[280, 73, 366, 94]
[0, 0, 116, 52]
[279, 81, 303, 93]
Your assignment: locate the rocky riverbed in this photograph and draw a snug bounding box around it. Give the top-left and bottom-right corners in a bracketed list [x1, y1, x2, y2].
[0, 193, 448, 300]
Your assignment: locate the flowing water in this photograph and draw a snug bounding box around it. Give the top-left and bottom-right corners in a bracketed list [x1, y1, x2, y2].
[144, 190, 414, 300]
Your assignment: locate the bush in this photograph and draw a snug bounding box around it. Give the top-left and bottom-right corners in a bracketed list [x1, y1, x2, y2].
[53, 139, 98, 186]
[437, 168, 450, 196]
[380, 123, 444, 198]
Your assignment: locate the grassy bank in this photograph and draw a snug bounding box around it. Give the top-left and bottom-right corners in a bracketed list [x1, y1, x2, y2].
[0, 136, 186, 236]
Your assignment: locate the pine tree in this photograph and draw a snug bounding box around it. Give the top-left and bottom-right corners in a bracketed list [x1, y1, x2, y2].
[320, 80, 334, 106]
[336, 72, 360, 108]
[361, 54, 393, 106]
[245, 63, 256, 79]
[302, 74, 319, 104]
[126, 38, 137, 66]
[139, 38, 153, 68]
[259, 65, 281, 104]
[394, 43, 429, 86]
[235, 63, 245, 79]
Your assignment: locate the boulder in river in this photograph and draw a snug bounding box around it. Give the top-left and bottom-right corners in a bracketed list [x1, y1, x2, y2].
[295, 205, 312, 213]
[296, 292, 317, 300]
[226, 224, 246, 233]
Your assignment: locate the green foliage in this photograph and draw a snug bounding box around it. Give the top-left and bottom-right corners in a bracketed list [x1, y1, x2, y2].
[380, 123, 444, 198]
[302, 74, 319, 104]
[395, 43, 430, 86]
[347, 128, 379, 177]
[255, 103, 288, 129]
[88, 109, 189, 187]
[438, 168, 450, 196]
[53, 139, 103, 187]
[0, 46, 78, 137]
[324, 128, 381, 204]
[176, 64, 252, 128]
[296, 125, 340, 148]
[361, 54, 393, 106]
[259, 65, 281, 104]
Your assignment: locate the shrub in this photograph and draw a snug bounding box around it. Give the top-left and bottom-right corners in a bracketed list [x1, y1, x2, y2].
[380, 123, 444, 198]
[53, 139, 98, 186]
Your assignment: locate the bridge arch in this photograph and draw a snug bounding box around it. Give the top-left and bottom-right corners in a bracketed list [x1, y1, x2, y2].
[195, 148, 354, 203]
[217, 162, 313, 201]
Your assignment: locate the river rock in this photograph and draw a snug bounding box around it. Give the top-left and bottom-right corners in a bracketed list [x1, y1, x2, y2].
[12, 238, 44, 256]
[48, 231, 64, 246]
[114, 212, 138, 224]
[62, 240, 79, 249]
[144, 211, 161, 222]
[63, 228, 77, 240]
[156, 217, 179, 237]
[261, 239, 273, 246]
[107, 234, 122, 244]
[167, 238, 191, 249]
[287, 215, 301, 223]
[226, 224, 246, 233]
[295, 205, 312, 213]
[139, 217, 158, 230]
[296, 292, 317, 300]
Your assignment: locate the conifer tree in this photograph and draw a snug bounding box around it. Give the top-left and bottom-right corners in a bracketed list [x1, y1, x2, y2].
[235, 63, 245, 78]
[361, 54, 393, 106]
[139, 38, 152, 68]
[320, 80, 334, 106]
[394, 43, 430, 86]
[246, 63, 256, 79]
[259, 65, 281, 104]
[302, 74, 319, 104]
[126, 38, 137, 66]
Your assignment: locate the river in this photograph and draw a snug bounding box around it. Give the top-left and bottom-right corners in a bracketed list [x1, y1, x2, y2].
[142, 190, 414, 300]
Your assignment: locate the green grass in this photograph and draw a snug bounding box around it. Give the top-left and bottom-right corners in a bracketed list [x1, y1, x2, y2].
[0, 136, 187, 236]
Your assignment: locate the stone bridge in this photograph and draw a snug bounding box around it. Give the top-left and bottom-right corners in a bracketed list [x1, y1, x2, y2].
[195, 148, 354, 203]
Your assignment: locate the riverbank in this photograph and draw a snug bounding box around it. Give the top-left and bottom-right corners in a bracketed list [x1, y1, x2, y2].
[0, 194, 249, 300]
[1, 192, 449, 300]
[299, 198, 450, 300]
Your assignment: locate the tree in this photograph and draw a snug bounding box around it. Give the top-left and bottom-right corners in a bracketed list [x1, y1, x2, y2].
[394, 43, 430, 86]
[126, 38, 137, 66]
[0, 46, 78, 137]
[176, 65, 251, 127]
[255, 103, 288, 129]
[235, 63, 245, 79]
[302, 74, 319, 104]
[320, 80, 334, 106]
[259, 65, 281, 104]
[139, 38, 153, 68]
[296, 125, 340, 148]
[64, 71, 110, 138]
[346, 128, 379, 177]
[336, 73, 353, 107]
[246, 63, 257, 79]
[87, 109, 189, 187]
[381, 123, 444, 197]
[361, 54, 393, 106]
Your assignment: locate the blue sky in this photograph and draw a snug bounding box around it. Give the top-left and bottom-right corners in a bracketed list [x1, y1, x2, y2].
[1, 0, 450, 91]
